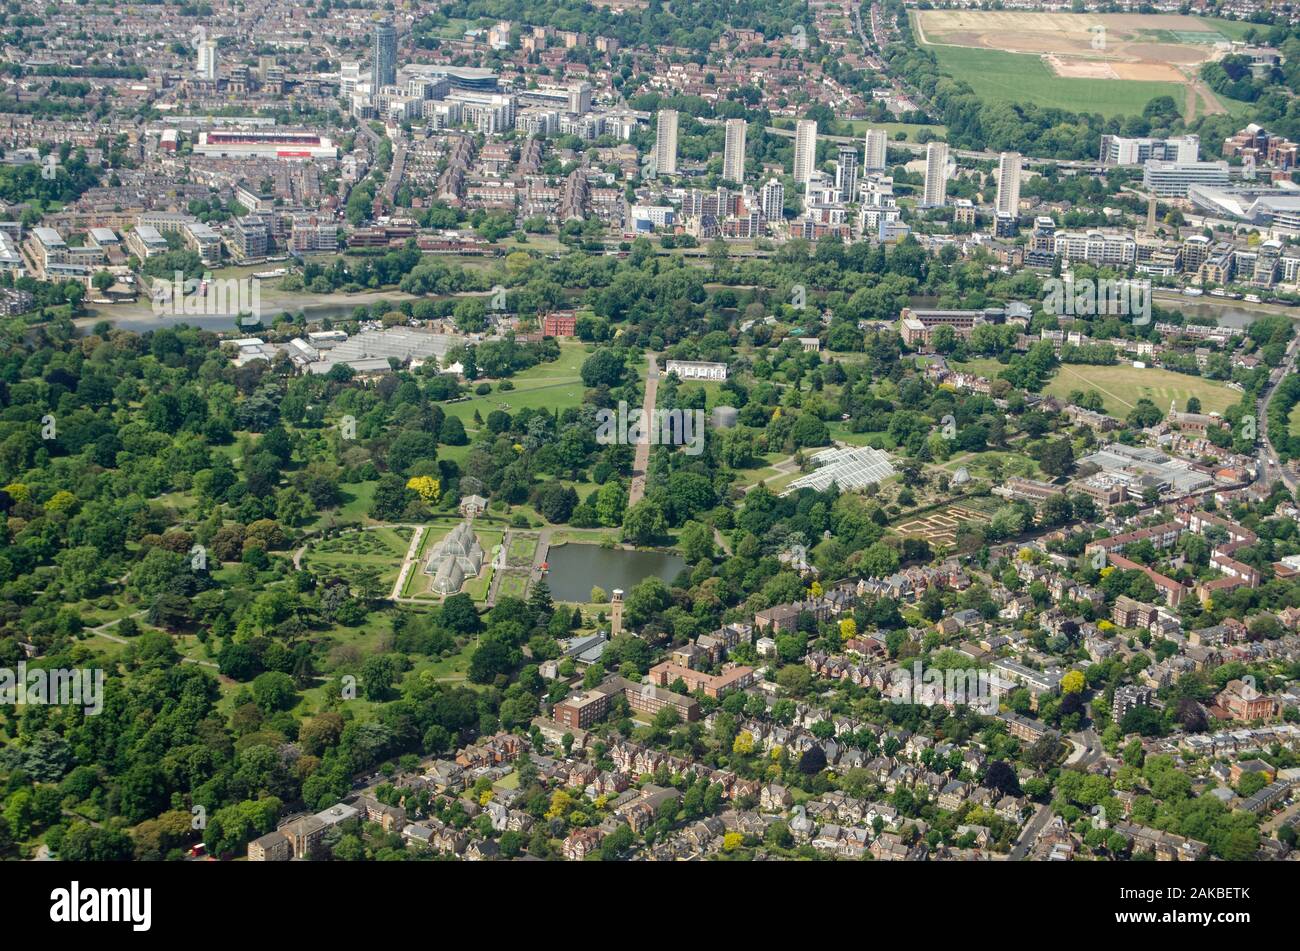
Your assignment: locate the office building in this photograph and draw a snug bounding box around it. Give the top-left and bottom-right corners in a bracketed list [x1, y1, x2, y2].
[722, 118, 746, 183]
[793, 119, 818, 189]
[487, 20, 512, 50]
[183, 221, 222, 266]
[553, 690, 611, 731]
[1142, 160, 1230, 198]
[900, 307, 996, 348]
[655, 109, 678, 175]
[1099, 134, 1199, 166]
[127, 225, 168, 260]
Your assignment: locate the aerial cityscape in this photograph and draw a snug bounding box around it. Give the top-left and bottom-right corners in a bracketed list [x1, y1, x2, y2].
[4, 0, 1300, 877]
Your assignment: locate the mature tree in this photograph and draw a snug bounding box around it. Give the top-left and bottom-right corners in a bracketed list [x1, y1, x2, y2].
[622, 498, 667, 545]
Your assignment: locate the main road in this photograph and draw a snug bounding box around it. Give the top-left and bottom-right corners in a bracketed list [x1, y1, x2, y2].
[1255, 329, 1300, 493]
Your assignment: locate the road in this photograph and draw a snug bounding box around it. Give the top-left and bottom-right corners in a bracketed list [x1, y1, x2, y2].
[1255, 330, 1300, 493]
[628, 353, 659, 507]
[484, 528, 513, 607]
[1009, 803, 1053, 860]
[1008, 727, 1100, 859]
[1262, 795, 1300, 833]
[381, 137, 408, 206]
[1067, 726, 1104, 770]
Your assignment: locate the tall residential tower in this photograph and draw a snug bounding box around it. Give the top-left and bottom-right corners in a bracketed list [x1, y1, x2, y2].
[723, 118, 747, 183]
[760, 178, 785, 223]
[836, 144, 859, 203]
[922, 141, 950, 207]
[373, 20, 397, 90]
[996, 151, 1022, 217]
[197, 39, 218, 81]
[655, 109, 679, 175]
[793, 119, 818, 189]
[864, 128, 888, 171]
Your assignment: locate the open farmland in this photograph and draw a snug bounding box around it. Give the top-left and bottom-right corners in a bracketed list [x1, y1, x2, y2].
[913, 11, 1240, 118]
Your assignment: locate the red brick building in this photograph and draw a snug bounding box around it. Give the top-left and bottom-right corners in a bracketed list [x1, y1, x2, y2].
[542, 311, 577, 337]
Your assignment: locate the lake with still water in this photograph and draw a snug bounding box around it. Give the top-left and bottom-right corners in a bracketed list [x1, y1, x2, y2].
[543, 543, 686, 602]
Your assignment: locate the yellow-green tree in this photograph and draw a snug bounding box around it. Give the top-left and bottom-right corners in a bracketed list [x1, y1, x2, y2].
[1062, 670, 1085, 694]
[546, 789, 575, 822]
[406, 475, 440, 503]
[44, 490, 77, 513]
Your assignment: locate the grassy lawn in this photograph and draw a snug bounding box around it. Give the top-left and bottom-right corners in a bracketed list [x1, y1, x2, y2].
[73, 599, 141, 628]
[306, 480, 378, 529]
[1043, 363, 1240, 418]
[730, 451, 792, 489]
[400, 527, 440, 597]
[1197, 16, 1257, 41]
[674, 380, 728, 411]
[547, 527, 622, 546]
[461, 568, 493, 602]
[411, 641, 477, 684]
[1289, 402, 1300, 437]
[951, 357, 1010, 380]
[439, 342, 589, 436]
[926, 44, 1185, 118]
[827, 423, 896, 449]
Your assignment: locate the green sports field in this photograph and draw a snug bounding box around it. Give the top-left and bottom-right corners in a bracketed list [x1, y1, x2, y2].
[1044, 363, 1241, 419]
[927, 44, 1185, 118]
